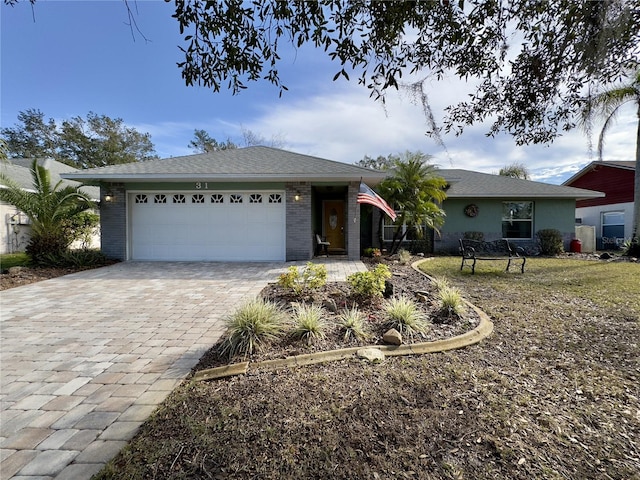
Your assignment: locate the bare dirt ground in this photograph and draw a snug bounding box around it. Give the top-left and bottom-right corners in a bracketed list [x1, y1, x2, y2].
[93, 255, 639, 480]
[0, 266, 87, 290]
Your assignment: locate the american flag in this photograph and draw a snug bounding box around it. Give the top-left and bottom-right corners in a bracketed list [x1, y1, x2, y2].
[357, 182, 397, 221]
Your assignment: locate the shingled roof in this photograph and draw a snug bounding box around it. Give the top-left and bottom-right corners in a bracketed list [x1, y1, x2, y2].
[1, 158, 100, 199]
[61, 146, 386, 184]
[438, 168, 604, 200]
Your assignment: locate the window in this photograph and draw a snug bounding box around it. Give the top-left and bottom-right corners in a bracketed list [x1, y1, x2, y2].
[382, 215, 427, 242]
[249, 193, 262, 204]
[154, 194, 167, 204]
[602, 211, 625, 244]
[173, 194, 186, 204]
[502, 201, 533, 239]
[134, 194, 148, 204]
[211, 194, 224, 203]
[268, 193, 282, 204]
[192, 194, 205, 204]
[230, 194, 243, 204]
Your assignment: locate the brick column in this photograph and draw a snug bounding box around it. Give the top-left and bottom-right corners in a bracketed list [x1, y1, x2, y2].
[285, 183, 313, 261]
[347, 182, 361, 260]
[100, 183, 127, 261]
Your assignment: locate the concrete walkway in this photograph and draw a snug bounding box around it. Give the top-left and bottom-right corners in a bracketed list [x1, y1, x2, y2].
[0, 259, 366, 479]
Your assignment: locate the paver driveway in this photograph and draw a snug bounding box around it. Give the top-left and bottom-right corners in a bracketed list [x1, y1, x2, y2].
[0, 260, 366, 479]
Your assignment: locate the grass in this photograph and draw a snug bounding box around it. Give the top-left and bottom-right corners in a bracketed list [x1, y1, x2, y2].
[94, 256, 640, 480]
[383, 295, 429, 336]
[291, 303, 327, 344]
[337, 305, 369, 342]
[220, 298, 288, 358]
[0, 252, 31, 270]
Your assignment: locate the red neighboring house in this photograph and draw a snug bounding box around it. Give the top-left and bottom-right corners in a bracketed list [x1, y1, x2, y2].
[563, 160, 636, 249]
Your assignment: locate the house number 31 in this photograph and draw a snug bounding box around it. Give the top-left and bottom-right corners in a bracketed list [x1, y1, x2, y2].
[195, 182, 209, 189]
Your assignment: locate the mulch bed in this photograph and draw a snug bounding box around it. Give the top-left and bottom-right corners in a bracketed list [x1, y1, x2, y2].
[192, 257, 478, 372]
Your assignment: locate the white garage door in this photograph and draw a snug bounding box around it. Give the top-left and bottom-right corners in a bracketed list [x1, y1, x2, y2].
[129, 191, 286, 261]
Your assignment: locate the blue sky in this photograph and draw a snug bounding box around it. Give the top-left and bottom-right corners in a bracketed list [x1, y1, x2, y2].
[1, 1, 636, 184]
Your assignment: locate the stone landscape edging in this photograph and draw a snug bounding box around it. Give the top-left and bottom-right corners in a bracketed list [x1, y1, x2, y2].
[193, 258, 493, 382]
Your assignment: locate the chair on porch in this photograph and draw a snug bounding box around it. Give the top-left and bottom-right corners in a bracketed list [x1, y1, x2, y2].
[315, 233, 330, 257]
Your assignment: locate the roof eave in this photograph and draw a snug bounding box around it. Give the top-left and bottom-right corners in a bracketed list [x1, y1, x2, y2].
[446, 192, 606, 199]
[61, 173, 387, 184]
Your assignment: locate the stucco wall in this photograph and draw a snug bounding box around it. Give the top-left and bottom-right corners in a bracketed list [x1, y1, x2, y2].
[436, 198, 578, 254]
[1, 203, 30, 254]
[576, 201, 634, 249]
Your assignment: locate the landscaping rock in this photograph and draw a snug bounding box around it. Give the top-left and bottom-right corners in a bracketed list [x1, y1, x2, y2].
[415, 291, 430, 303]
[356, 348, 385, 364]
[383, 328, 402, 345]
[8, 266, 24, 275]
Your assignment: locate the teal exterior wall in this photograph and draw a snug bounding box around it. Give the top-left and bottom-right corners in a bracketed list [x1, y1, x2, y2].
[124, 182, 286, 191]
[436, 198, 577, 254]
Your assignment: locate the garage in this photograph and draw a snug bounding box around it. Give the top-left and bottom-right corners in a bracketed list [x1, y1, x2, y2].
[129, 191, 286, 261]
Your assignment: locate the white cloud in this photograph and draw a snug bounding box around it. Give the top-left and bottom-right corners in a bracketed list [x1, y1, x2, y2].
[143, 74, 636, 184]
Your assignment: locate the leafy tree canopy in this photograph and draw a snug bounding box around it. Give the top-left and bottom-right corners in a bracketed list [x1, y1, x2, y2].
[188, 127, 286, 153]
[1, 109, 158, 168]
[498, 162, 531, 180]
[356, 154, 398, 171]
[8, 1, 638, 146]
[189, 129, 238, 153]
[164, 0, 639, 145]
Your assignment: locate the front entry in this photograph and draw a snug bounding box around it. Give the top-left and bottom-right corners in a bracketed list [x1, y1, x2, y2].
[323, 200, 345, 252]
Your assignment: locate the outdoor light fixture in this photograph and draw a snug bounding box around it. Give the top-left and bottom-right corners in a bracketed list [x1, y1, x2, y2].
[294, 190, 301, 202]
[104, 192, 114, 203]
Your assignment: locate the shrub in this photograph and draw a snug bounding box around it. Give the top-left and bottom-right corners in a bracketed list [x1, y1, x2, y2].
[347, 264, 391, 298]
[38, 249, 111, 268]
[221, 298, 287, 358]
[277, 262, 328, 295]
[536, 229, 564, 256]
[623, 237, 640, 257]
[291, 303, 327, 345]
[398, 249, 411, 265]
[363, 247, 382, 258]
[383, 296, 429, 336]
[438, 285, 466, 317]
[463, 231, 484, 241]
[338, 305, 369, 342]
[430, 276, 450, 291]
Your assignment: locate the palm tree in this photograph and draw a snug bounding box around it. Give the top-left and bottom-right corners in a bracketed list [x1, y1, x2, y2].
[0, 159, 95, 262]
[378, 152, 448, 254]
[582, 68, 640, 256]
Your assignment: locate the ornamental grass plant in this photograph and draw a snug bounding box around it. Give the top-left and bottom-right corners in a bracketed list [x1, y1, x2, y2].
[337, 304, 369, 342]
[383, 296, 429, 337]
[221, 298, 288, 359]
[291, 303, 327, 345]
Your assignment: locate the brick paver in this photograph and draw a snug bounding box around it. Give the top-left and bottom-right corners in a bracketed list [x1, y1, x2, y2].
[0, 259, 365, 479]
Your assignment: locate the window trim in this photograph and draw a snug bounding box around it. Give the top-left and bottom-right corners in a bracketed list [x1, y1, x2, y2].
[501, 201, 534, 240]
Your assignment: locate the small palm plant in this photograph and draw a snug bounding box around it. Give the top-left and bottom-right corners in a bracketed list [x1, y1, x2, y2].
[0, 159, 95, 263]
[291, 303, 327, 345]
[221, 298, 287, 359]
[383, 296, 429, 337]
[338, 305, 369, 342]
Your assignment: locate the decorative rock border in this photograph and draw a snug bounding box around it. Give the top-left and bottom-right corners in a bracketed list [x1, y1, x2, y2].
[193, 259, 494, 382]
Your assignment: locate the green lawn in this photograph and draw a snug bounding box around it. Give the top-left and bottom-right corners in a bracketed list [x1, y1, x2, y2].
[420, 255, 640, 314]
[0, 252, 31, 270]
